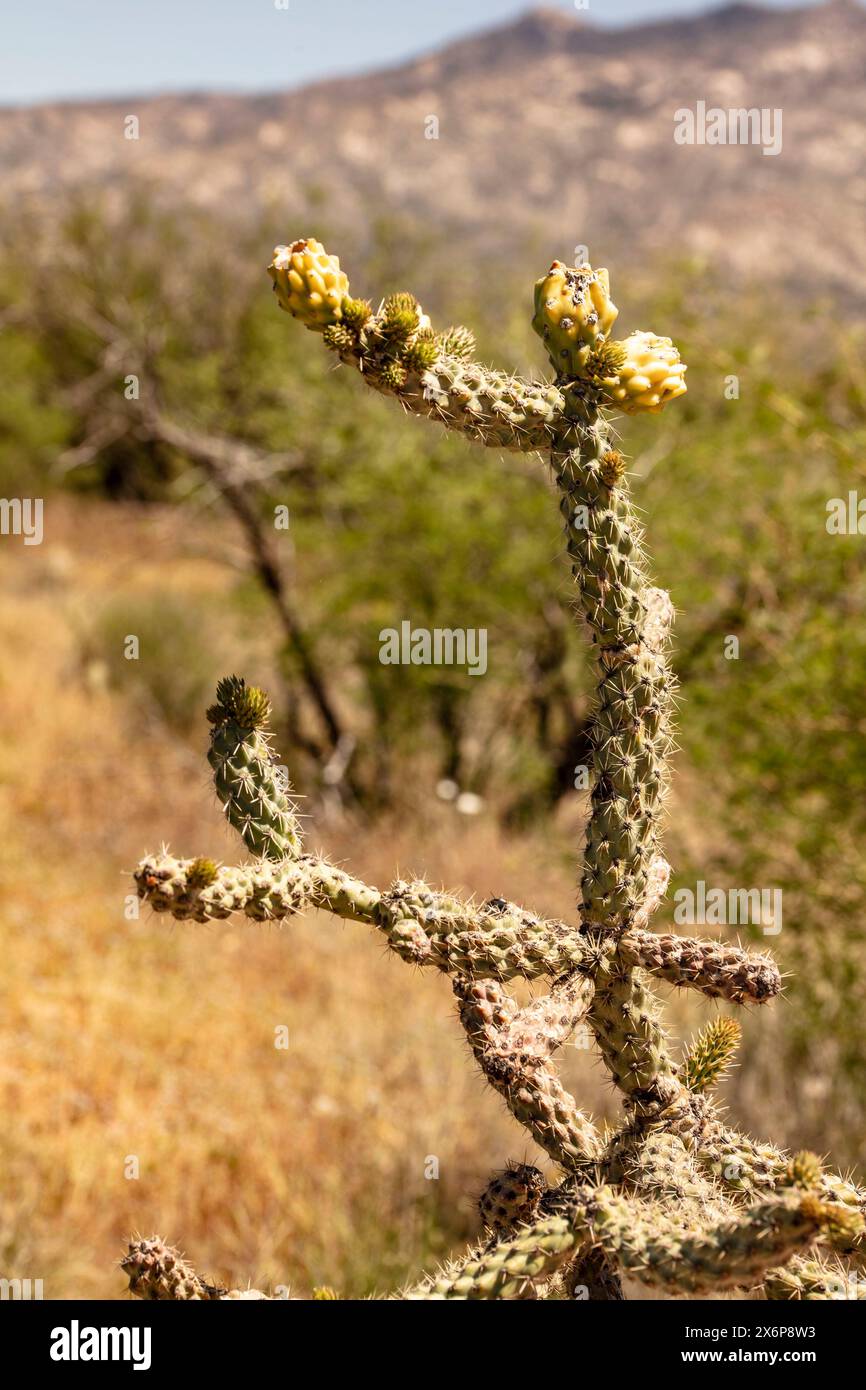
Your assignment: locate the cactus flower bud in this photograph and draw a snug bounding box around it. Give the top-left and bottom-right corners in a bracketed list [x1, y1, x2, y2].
[604, 331, 688, 414]
[268, 238, 349, 331]
[532, 260, 619, 375]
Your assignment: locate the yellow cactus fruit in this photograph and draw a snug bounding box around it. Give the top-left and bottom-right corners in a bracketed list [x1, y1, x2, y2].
[532, 260, 619, 376]
[268, 239, 350, 331]
[604, 331, 688, 414]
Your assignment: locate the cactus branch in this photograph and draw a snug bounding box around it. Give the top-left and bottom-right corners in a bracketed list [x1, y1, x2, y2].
[454, 976, 601, 1169]
[408, 1182, 855, 1300]
[622, 932, 782, 1004]
[135, 851, 599, 980]
[764, 1255, 866, 1301]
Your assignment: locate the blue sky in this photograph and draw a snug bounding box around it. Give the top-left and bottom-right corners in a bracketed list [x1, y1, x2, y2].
[0, 0, 826, 105]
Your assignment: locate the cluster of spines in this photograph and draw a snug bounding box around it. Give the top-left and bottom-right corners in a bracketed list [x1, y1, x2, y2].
[683, 1018, 742, 1093]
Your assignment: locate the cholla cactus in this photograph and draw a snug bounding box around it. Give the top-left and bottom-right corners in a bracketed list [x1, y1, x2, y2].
[124, 244, 864, 1301]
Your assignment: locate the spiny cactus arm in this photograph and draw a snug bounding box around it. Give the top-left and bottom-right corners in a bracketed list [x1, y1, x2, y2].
[562, 452, 677, 934]
[206, 676, 303, 860]
[588, 1188, 860, 1296]
[475, 1164, 623, 1300]
[587, 953, 683, 1116]
[546, 399, 684, 1113]
[269, 240, 562, 453]
[560, 1246, 626, 1300]
[561, 927, 764, 1117]
[620, 931, 782, 1005]
[682, 1018, 742, 1093]
[144, 861, 780, 1003]
[454, 977, 601, 1169]
[121, 1238, 229, 1301]
[764, 1255, 866, 1300]
[605, 1128, 723, 1206]
[134, 851, 601, 981]
[698, 1118, 866, 1227]
[629, 852, 672, 931]
[407, 1183, 856, 1299]
[581, 1154, 861, 1293]
[479, 971, 592, 1066]
[122, 1237, 275, 1300]
[527, 260, 689, 1121]
[698, 1121, 780, 1194]
[397, 359, 564, 454]
[404, 1214, 581, 1299]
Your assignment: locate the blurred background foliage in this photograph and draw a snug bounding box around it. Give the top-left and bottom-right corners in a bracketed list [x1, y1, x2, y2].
[1, 192, 865, 1289]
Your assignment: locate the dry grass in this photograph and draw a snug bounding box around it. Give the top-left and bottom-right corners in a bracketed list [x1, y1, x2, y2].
[0, 498, 848, 1299]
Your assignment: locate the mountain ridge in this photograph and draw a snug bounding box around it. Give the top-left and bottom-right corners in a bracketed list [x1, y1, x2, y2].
[1, 1, 863, 296]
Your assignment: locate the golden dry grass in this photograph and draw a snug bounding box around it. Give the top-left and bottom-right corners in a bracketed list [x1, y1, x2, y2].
[0, 498, 848, 1299]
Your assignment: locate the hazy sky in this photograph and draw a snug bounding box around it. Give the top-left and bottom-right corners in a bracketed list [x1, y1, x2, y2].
[0, 0, 828, 105]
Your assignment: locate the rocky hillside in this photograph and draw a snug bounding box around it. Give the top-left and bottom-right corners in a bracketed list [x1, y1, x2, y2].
[1, 1, 864, 293]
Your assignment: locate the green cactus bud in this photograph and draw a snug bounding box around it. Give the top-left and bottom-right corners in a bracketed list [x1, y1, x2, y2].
[379, 360, 408, 390]
[211, 674, 247, 717]
[786, 1152, 824, 1191]
[235, 686, 271, 728]
[585, 340, 627, 382]
[186, 856, 219, 890]
[211, 674, 271, 728]
[340, 295, 372, 330]
[401, 337, 439, 372]
[322, 322, 356, 354]
[437, 325, 476, 360]
[683, 1018, 742, 1093]
[599, 449, 627, 487]
[382, 292, 421, 340]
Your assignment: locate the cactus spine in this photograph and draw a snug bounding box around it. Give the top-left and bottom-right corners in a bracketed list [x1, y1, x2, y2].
[122, 243, 863, 1302]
